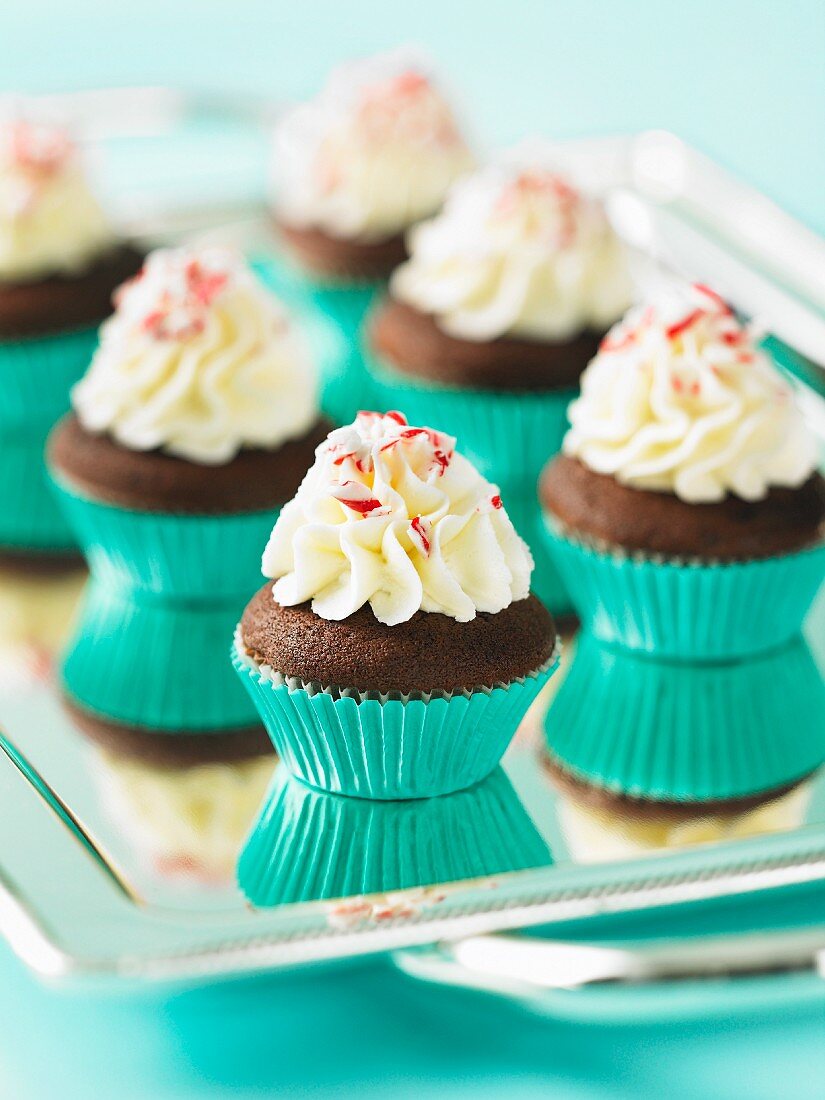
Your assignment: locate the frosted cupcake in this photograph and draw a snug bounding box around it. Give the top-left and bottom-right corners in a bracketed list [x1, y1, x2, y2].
[47, 246, 328, 739]
[366, 148, 632, 611]
[233, 410, 559, 799]
[0, 116, 142, 560]
[541, 283, 825, 658]
[272, 48, 474, 423]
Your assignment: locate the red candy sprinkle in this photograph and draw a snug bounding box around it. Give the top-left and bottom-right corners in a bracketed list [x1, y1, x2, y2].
[666, 309, 703, 340]
[490, 494, 502, 509]
[331, 482, 385, 514]
[693, 283, 732, 314]
[409, 515, 432, 555]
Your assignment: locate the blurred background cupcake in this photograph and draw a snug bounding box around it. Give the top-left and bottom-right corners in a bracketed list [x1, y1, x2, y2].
[271, 47, 474, 423]
[234, 409, 559, 799]
[239, 763, 551, 907]
[366, 143, 632, 613]
[541, 282, 825, 658]
[0, 112, 142, 562]
[47, 245, 329, 742]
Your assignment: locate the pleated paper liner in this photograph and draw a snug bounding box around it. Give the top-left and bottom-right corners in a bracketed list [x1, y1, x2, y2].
[544, 630, 825, 803]
[0, 325, 98, 432]
[63, 584, 261, 731]
[238, 763, 551, 908]
[542, 517, 825, 661]
[233, 635, 560, 800]
[0, 433, 77, 550]
[51, 478, 281, 731]
[254, 255, 379, 425]
[366, 351, 575, 485]
[50, 476, 277, 598]
[0, 325, 99, 551]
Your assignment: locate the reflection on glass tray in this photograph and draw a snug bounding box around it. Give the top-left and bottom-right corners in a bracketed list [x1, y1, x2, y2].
[1, 560, 823, 937]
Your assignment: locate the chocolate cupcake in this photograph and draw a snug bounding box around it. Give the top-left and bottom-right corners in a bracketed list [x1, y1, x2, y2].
[47, 246, 330, 737]
[541, 282, 825, 659]
[271, 48, 474, 423]
[0, 117, 142, 560]
[234, 410, 560, 799]
[366, 146, 633, 612]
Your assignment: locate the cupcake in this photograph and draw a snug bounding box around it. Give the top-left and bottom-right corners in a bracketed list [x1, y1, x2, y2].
[271, 48, 474, 423]
[540, 282, 825, 659]
[0, 116, 143, 560]
[549, 759, 814, 864]
[543, 630, 825, 807]
[233, 409, 559, 799]
[366, 147, 632, 612]
[239, 763, 551, 907]
[47, 245, 329, 739]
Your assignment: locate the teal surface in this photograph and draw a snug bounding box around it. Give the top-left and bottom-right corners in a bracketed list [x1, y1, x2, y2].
[53, 479, 276, 730]
[233, 639, 558, 799]
[2, 2, 824, 1096]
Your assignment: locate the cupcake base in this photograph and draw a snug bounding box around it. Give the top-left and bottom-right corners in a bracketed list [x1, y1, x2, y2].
[238, 764, 551, 907]
[542, 518, 825, 660]
[233, 635, 559, 800]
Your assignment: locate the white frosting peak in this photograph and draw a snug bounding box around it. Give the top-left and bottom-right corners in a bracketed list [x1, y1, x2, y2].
[391, 150, 632, 341]
[0, 118, 115, 281]
[262, 410, 533, 625]
[564, 283, 819, 503]
[273, 49, 474, 242]
[72, 247, 318, 465]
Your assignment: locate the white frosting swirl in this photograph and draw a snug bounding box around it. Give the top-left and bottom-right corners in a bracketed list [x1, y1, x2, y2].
[273, 49, 474, 243]
[0, 118, 115, 282]
[72, 247, 318, 465]
[391, 152, 632, 341]
[564, 283, 819, 503]
[262, 410, 533, 625]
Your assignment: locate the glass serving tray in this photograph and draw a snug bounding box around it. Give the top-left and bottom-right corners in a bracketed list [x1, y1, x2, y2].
[0, 91, 824, 987]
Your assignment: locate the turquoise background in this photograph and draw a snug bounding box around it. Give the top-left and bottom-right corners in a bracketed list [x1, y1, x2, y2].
[1, 1, 824, 1096]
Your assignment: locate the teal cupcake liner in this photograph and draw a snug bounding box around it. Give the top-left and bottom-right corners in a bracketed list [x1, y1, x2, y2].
[254, 255, 380, 425]
[367, 352, 574, 484]
[232, 635, 560, 800]
[63, 581, 260, 731]
[51, 476, 277, 599]
[543, 519, 825, 660]
[0, 433, 76, 550]
[0, 326, 99, 550]
[0, 325, 98, 433]
[544, 630, 825, 802]
[238, 764, 551, 907]
[50, 479, 280, 732]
